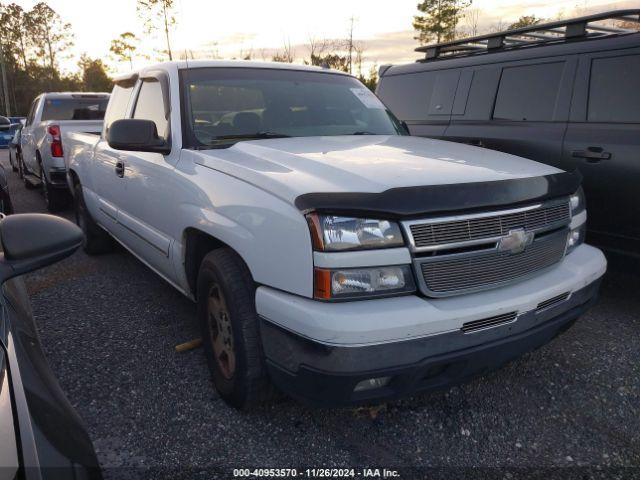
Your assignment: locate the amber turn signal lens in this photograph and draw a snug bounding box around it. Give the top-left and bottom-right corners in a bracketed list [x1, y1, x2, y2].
[313, 268, 331, 300]
[306, 213, 325, 250]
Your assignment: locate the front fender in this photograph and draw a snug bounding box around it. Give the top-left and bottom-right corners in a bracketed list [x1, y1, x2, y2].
[173, 171, 314, 298]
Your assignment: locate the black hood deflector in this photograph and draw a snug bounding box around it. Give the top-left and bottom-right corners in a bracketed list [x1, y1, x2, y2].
[295, 171, 581, 219]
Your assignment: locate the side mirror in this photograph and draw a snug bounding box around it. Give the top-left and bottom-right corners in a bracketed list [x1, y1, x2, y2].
[0, 214, 83, 283]
[107, 119, 170, 155]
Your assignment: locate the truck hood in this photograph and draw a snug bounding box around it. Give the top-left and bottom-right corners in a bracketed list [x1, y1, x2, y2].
[191, 135, 562, 206]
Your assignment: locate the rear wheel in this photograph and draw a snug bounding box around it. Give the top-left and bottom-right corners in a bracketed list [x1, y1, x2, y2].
[17, 153, 25, 180]
[38, 156, 66, 212]
[74, 182, 113, 254]
[197, 248, 274, 409]
[23, 156, 36, 189]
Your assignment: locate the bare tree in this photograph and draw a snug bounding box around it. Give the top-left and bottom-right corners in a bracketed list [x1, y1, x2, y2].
[488, 19, 508, 33]
[462, 7, 481, 37]
[272, 39, 295, 63]
[307, 36, 330, 63]
[346, 16, 357, 74]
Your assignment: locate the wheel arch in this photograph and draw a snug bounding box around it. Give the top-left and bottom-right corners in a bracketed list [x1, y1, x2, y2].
[183, 227, 252, 299]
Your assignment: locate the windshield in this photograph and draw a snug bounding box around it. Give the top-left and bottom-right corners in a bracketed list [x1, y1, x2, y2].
[41, 97, 109, 121]
[182, 67, 405, 147]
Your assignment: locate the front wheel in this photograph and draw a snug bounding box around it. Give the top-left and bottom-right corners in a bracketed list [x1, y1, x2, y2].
[197, 248, 274, 409]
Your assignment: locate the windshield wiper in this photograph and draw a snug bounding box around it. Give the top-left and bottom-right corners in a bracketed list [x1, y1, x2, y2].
[211, 131, 291, 142]
[352, 131, 377, 135]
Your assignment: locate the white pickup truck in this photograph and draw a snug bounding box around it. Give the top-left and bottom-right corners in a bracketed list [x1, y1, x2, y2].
[20, 92, 109, 211]
[66, 61, 606, 409]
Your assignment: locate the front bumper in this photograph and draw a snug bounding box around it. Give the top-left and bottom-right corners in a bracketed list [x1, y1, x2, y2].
[257, 244, 606, 407]
[261, 279, 601, 407]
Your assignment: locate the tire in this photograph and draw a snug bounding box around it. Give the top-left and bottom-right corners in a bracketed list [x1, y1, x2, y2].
[197, 248, 274, 409]
[23, 156, 36, 189]
[38, 156, 66, 212]
[17, 153, 24, 180]
[74, 182, 113, 254]
[9, 151, 17, 172]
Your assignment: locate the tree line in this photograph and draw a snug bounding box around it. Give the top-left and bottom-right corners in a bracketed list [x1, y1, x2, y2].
[0, 2, 112, 116]
[4, 0, 632, 117]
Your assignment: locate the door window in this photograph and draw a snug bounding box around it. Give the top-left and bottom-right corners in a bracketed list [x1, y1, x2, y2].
[493, 62, 564, 121]
[133, 79, 169, 138]
[25, 99, 38, 126]
[103, 83, 135, 134]
[588, 54, 640, 123]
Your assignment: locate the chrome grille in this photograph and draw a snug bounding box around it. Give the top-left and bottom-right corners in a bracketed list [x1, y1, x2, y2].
[409, 201, 570, 249]
[417, 231, 567, 297]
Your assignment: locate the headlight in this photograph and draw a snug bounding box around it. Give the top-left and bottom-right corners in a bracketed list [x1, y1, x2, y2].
[306, 214, 404, 251]
[314, 265, 416, 300]
[570, 187, 586, 215]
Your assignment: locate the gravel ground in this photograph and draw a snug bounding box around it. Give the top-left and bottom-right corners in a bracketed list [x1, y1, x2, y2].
[1, 150, 639, 480]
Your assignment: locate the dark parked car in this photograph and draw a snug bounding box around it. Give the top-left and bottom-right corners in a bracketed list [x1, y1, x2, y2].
[377, 10, 640, 255]
[0, 116, 14, 148]
[0, 214, 101, 479]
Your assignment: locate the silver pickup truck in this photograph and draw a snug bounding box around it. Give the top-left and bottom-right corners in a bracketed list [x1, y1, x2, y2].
[65, 61, 607, 409]
[20, 92, 109, 211]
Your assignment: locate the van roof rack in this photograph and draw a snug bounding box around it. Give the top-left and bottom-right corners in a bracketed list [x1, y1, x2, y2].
[415, 9, 640, 61]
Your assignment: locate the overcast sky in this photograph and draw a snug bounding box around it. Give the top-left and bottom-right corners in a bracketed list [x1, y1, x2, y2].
[11, 0, 638, 74]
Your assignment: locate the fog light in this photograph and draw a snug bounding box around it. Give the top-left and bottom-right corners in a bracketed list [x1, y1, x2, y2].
[566, 223, 586, 255]
[353, 376, 392, 392]
[568, 230, 580, 248]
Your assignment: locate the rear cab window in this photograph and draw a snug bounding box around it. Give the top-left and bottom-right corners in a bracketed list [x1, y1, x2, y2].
[42, 97, 108, 121]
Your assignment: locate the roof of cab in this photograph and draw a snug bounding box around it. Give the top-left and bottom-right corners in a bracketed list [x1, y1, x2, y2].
[39, 92, 110, 98]
[113, 59, 351, 83]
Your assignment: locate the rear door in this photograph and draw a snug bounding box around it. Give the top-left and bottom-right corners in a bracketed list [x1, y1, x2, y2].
[444, 57, 577, 165]
[562, 48, 640, 250]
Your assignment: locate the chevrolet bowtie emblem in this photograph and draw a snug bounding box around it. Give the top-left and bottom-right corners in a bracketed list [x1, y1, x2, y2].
[497, 228, 534, 254]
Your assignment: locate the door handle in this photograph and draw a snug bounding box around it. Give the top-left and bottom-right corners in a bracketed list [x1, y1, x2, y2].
[571, 147, 611, 162]
[115, 160, 125, 177]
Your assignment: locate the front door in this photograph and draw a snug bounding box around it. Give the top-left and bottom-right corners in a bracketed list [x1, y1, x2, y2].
[561, 49, 640, 251]
[90, 81, 137, 238]
[116, 76, 180, 283]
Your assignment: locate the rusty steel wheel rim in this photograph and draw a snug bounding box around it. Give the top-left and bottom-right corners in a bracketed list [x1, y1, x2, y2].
[207, 283, 236, 380]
